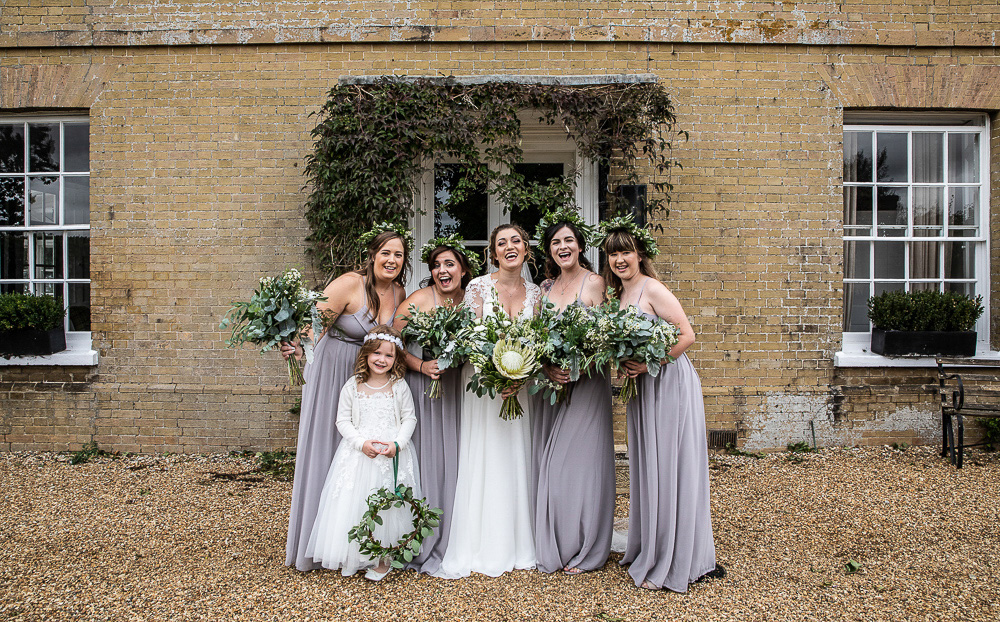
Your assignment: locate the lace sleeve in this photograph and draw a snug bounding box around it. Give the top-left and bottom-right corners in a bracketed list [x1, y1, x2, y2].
[464, 276, 492, 319]
[524, 280, 542, 317]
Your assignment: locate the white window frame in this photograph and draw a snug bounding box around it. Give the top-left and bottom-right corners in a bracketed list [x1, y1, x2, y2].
[410, 112, 599, 285]
[836, 112, 998, 366]
[0, 114, 97, 366]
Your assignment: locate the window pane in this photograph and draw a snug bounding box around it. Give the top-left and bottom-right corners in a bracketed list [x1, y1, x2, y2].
[948, 133, 979, 183]
[843, 241, 870, 279]
[0, 283, 27, 294]
[874, 282, 904, 296]
[944, 241, 974, 280]
[909, 241, 939, 279]
[844, 186, 873, 234]
[945, 282, 973, 297]
[876, 187, 907, 236]
[434, 164, 488, 241]
[0, 177, 25, 226]
[0, 231, 28, 279]
[33, 232, 63, 279]
[29, 176, 59, 225]
[65, 176, 89, 225]
[28, 123, 59, 172]
[874, 241, 905, 279]
[0, 123, 25, 173]
[842, 282, 870, 332]
[34, 282, 61, 298]
[68, 283, 90, 331]
[948, 187, 979, 236]
[64, 123, 90, 172]
[876, 132, 908, 182]
[912, 187, 943, 236]
[912, 133, 943, 183]
[844, 131, 872, 182]
[67, 231, 89, 279]
[511, 162, 565, 234]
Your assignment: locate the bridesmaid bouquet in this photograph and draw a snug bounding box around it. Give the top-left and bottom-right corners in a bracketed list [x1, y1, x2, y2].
[533, 302, 613, 405]
[606, 305, 680, 404]
[400, 303, 477, 398]
[219, 268, 326, 386]
[465, 313, 550, 420]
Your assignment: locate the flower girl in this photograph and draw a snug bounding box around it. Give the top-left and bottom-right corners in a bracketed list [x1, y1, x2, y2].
[304, 325, 419, 581]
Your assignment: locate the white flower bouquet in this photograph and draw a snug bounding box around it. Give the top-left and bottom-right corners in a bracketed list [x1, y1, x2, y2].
[465, 313, 551, 420]
[532, 301, 613, 404]
[606, 304, 680, 404]
[219, 268, 326, 386]
[400, 303, 477, 398]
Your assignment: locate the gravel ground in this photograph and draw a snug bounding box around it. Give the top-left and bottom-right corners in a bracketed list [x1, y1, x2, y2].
[2, 445, 998, 622]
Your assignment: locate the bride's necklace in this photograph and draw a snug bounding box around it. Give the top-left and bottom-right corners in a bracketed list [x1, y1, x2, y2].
[363, 377, 391, 391]
[493, 277, 523, 315]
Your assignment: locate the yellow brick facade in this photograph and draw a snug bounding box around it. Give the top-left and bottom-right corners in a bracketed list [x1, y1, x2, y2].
[2, 2, 999, 452]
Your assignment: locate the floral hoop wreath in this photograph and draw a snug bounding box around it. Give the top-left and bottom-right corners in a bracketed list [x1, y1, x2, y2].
[419, 233, 482, 277]
[532, 206, 597, 249]
[347, 443, 444, 569]
[595, 215, 660, 259]
[363, 332, 405, 349]
[358, 221, 415, 260]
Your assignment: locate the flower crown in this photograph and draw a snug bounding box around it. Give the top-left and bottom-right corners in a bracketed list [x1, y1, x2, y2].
[364, 332, 404, 350]
[420, 234, 482, 277]
[595, 215, 660, 258]
[532, 206, 596, 249]
[358, 221, 414, 259]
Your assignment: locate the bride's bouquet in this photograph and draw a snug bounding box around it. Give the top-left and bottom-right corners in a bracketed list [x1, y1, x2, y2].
[465, 313, 551, 420]
[219, 268, 326, 386]
[400, 303, 476, 398]
[533, 301, 614, 405]
[606, 303, 680, 404]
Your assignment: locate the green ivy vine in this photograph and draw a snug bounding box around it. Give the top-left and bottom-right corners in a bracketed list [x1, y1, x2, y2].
[304, 77, 684, 275]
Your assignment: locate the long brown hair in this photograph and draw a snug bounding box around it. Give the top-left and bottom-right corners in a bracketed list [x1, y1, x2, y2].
[356, 231, 411, 321]
[353, 325, 408, 383]
[427, 246, 472, 290]
[601, 230, 660, 300]
[542, 221, 594, 280]
[488, 223, 533, 270]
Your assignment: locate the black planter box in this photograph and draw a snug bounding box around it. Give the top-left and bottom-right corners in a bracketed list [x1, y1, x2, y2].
[0, 328, 67, 357]
[871, 329, 977, 357]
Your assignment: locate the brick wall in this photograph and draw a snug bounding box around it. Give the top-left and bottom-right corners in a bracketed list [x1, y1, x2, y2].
[3, 3, 1000, 453]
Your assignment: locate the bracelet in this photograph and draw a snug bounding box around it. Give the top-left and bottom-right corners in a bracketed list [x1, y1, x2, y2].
[420, 361, 425, 373]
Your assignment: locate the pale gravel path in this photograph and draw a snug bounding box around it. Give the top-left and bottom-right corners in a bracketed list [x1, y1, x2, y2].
[2, 445, 998, 622]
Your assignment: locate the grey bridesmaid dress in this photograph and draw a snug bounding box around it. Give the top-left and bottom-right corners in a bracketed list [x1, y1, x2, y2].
[285, 301, 383, 571]
[621, 315, 716, 591]
[405, 341, 462, 575]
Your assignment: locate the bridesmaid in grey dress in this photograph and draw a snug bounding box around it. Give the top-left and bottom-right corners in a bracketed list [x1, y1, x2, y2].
[393, 237, 477, 575]
[280, 226, 410, 571]
[601, 221, 720, 592]
[533, 219, 615, 574]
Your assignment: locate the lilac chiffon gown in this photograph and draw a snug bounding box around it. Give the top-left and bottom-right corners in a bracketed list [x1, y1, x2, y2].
[533, 278, 615, 573]
[621, 306, 716, 591]
[285, 299, 389, 571]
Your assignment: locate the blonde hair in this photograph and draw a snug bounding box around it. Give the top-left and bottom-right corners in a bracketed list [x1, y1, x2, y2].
[354, 325, 408, 383]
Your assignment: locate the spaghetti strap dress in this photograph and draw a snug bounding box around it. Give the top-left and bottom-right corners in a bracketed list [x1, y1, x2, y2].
[532, 274, 614, 573]
[619, 282, 716, 591]
[285, 296, 392, 571]
[405, 291, 463, 575]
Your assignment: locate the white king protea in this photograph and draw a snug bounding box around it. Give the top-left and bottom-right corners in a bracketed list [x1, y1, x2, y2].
[492, 339, 536, 381]
[489, 338, 539, 420]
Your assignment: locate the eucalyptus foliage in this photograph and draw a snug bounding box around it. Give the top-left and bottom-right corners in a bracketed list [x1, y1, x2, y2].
[305, 77, 683, 274]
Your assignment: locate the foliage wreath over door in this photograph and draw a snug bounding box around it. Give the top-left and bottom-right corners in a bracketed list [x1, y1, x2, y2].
[304, 77, 684, 275]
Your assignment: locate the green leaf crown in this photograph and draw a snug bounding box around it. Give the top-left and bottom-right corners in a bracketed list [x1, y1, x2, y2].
[595, 215, 660, 258]
[358, 221, 415, 259]
[420, 234, 482, 277]
[532, 206, 596, 249]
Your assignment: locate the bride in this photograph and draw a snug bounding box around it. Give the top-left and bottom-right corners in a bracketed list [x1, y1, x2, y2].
[435, 223, 540, 578]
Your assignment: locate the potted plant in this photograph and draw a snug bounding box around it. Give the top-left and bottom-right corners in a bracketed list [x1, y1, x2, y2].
[867, 290, 984, 357]
[0, 292, 67, 357]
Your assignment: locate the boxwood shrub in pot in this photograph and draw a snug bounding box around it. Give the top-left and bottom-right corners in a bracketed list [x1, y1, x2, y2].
[867, 290, 984, 356]
[0, 292, 67, 357]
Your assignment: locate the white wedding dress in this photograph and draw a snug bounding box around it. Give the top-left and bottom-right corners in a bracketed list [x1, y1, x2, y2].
[435, 274, 540, 578]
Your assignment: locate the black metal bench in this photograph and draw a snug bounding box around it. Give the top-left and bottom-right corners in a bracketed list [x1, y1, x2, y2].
[937, 359, 1000, 468]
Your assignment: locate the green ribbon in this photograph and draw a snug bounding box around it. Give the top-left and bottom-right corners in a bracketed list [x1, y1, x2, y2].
[392, 441, 404, 498]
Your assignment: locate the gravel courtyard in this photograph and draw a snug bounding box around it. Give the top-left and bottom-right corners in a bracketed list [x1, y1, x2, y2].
[2, 445, 998, 622]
